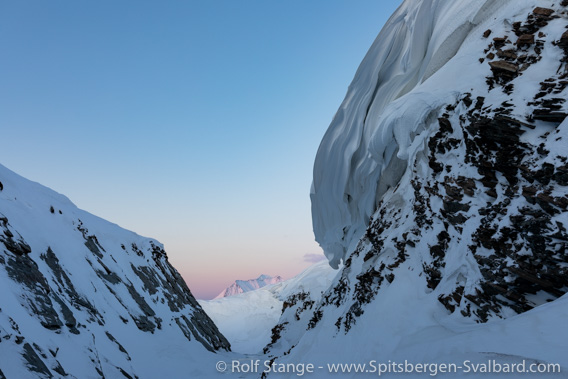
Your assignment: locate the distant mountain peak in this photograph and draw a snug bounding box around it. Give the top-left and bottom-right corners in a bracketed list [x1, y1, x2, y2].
[215, 274, 283, 299]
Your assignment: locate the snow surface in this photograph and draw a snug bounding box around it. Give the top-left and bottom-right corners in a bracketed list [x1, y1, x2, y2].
[274, 291, 568, 378]
[214, 274, 284, 299]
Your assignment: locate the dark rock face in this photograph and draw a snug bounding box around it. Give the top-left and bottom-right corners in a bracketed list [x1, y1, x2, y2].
[5, 252, 64, 331]
[0, 220, 65, 332]
[0, 215, 31, 257]
[22, 343, 54, 378]
[488, 60, 519, 82]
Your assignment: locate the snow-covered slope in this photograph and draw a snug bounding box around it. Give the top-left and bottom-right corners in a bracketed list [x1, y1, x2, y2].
[200, 261, 337, 354]
[0, 164, 230, 378]
[268, 0, 568, 375]
[214, 274, 284, 299]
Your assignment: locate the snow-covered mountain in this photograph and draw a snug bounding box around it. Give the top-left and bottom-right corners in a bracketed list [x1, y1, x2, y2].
[0, 164, 230, 378]
[266, 0, 568, 375]
[200, 261, 337, 353]
[214, 274, 284, 299]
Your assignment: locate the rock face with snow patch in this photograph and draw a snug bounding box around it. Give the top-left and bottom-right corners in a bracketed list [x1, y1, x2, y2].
[0, 164, 230, 378]
[267, 0, 568, 370]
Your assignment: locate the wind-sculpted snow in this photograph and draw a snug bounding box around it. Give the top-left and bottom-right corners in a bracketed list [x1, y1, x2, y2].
[0, 164, 230, 378]
[312, 0, 509, 267]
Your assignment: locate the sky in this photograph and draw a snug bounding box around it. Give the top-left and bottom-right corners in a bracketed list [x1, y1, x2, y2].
[0, 0, 401, 299]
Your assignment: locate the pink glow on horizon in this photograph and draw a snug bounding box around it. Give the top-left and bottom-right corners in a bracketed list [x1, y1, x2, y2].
[159, 223, 327, 300]
[174, 252, 325, 300]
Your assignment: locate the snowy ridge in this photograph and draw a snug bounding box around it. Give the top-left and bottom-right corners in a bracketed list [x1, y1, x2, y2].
[0, 164, 230, 378]
[214, 274, 283, 299]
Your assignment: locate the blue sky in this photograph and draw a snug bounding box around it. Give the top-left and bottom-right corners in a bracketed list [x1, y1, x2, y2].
[0, 0, 401, 299]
